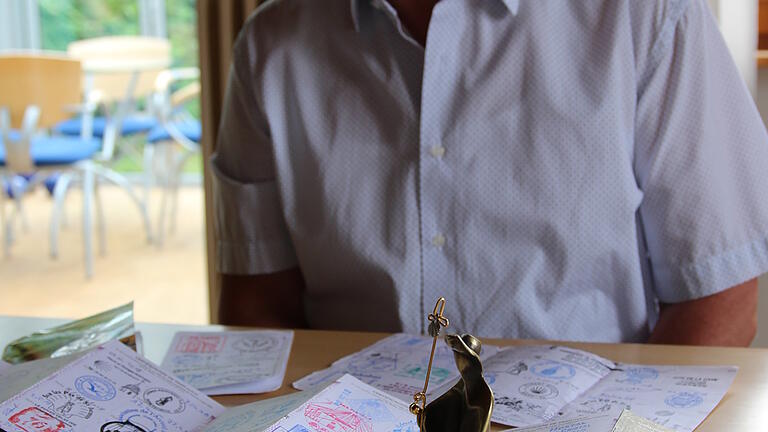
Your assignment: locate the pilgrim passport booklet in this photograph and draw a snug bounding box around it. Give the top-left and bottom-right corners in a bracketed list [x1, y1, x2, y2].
[0, 334, 736, 432]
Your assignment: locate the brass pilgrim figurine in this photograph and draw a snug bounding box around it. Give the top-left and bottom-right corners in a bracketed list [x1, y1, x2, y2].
[410, 298, 494, 432]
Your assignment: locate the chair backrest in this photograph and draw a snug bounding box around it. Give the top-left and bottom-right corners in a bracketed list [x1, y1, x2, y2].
[67, 36, 172, 103]
[0, 54, 82, 129]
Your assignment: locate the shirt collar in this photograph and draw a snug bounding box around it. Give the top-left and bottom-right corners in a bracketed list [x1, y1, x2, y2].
[351, 0, 520, 32]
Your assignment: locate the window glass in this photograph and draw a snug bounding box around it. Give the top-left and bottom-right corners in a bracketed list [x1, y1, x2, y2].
[39, 0, 140, 51]
[166, 0, 198, 68]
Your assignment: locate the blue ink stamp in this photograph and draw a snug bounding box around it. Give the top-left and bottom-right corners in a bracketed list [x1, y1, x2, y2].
[665, 392, 703, 409]
[483, 372, 497, 385]
[531, 361, 576, 380]
[393, 420, 420, 432]
[288, 426, 310, 432]
[619, 367, 659, 384]
[349, 353, 398, 373]
[75, 375, 116, 401]
[348, 398, 394, 422]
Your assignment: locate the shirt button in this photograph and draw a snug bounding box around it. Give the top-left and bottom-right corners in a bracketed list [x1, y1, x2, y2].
[430, 146, 446, 159]
[432, 234, 446, 248]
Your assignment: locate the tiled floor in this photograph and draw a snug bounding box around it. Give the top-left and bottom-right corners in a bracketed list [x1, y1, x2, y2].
[0, 185, 208, 325]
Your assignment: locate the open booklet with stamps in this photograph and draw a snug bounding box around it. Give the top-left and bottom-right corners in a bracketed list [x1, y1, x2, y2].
[295, 337, 737, 432]
[267, 374, 418, 432]
[0, 340, 225, 432]
[161, 330, 293, 395]
[293, 333, 501, 402]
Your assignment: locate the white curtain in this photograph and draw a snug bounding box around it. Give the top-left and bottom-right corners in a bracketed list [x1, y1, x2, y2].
[0, 0, 41, 51]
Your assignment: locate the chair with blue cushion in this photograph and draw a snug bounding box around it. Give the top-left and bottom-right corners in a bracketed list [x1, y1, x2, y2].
[55, 36, 171, 164]
[146, 68, 201, 245]
[0, 54, 152, 277]
[54, 115, 158, 139]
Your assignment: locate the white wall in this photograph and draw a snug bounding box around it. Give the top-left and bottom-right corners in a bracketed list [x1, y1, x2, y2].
[753, 70, 768, 347]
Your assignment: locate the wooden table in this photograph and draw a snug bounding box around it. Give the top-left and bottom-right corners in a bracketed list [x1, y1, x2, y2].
[2, 316, 767, 431]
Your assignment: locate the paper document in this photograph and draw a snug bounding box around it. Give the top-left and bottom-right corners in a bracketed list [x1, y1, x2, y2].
[294, 333, 499, 402]
[503, 413, 620, 431]
[484, 345, 616, 426]
[268, 374, 418, 432]
[0, 361, 11, 373]
[560, 363, 737, 432]
[0, 340, 225, 432]
[484, 345, 736, 431]
[612, 409, 674, 432]
[202, 390, 318, 432]
[161, 330, 293, 395]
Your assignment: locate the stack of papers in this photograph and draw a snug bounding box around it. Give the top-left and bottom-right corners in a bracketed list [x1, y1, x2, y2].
[269, 374, 418, 432]
[294, 333, 500, 401]
[161, 330, 293, 395]
[0, 340, 225, 432]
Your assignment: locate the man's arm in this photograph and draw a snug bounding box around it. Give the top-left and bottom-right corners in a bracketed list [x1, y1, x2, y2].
[648, 279, 758, 347]
[218, 267, 308, 328]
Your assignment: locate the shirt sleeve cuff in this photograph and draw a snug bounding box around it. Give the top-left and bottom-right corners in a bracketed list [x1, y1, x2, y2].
[211, 156, 299, 275]
[652, 235, 768, 303]
[217, 240, 299, 275]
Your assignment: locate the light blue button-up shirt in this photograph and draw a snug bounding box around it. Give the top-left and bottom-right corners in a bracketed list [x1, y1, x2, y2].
[212, 0, 768, 341]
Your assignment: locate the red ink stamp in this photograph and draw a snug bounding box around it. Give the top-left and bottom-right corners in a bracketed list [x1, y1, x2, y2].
[9, 407, 65, 432]
[304, 402, 372, 432]
[175, 335, 226, 353]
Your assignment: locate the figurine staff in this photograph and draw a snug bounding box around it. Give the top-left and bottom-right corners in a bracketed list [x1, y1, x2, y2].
[411, 298, 494, 432]
[409, 297, 449, 417]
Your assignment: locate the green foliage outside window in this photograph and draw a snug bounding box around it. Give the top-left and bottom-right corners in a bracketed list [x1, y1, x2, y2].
[39, 0, 140, 51]
[38, 0, 201, 173]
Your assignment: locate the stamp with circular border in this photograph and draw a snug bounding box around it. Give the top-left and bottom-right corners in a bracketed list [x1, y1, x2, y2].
[119, 408, 168, 432]
[75, 375, 117, 401]
[143, 388, 186, 414]
[665, 392, 703, 409]
[232, 335, 278, 353]
[530, 360, 576, 380]
[519, 382, 559, 399]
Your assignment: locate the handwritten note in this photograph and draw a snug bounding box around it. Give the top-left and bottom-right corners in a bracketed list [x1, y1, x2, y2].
[268, 374, 417, 432]
[0, 340, 225, 432]
[161, 330, 293, 395]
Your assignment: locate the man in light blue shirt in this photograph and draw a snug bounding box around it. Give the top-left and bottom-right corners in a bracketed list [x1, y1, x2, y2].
[212, 0, 768, 345]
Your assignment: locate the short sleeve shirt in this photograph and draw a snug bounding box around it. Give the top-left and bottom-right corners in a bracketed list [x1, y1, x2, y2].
[212, 0, 768, 341]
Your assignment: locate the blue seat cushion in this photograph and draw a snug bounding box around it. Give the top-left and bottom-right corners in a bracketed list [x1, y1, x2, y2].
[147, 120, 201, 144]
[54, 116, 158, 138]
[0, 135, 100, 166]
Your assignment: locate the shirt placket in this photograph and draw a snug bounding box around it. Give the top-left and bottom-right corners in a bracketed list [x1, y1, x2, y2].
[418, 0, 460, 332]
